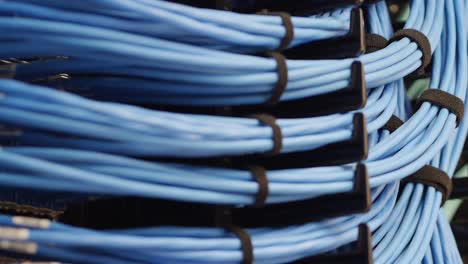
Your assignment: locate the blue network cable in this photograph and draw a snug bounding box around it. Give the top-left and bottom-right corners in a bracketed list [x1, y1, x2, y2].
[0, 0, 444, 106]
[0, 181, 398, 263]
[0, 77, 393, 205]
[0, 78, 395, 158]
[0, 0, 465, 263]
[0, 2, 398, 263]
[2, 0, 458, 202]
[371, 0, 467, 262]
[0, 0, 461, 215]
[0, 0, 352, 52]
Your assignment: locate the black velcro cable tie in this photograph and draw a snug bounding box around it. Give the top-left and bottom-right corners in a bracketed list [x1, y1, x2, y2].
[402, 165, 453, 205]
[417, 89, 465, 127]
[388, 29, 431, 76]
[365, 34, 388, 53]
[247, 165, 269, 207]
[258, 11, 294, 51]
[250, 114, 283, 156]
[382, 115, 404, 133]
[227, 226, 254, 264]
[265, 52, 288, 105]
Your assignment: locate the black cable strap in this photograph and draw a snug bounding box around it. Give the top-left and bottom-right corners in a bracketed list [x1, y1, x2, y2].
[248, 165, 269, 207]
[265, 52, 288, 105]
[402, 165, 452, 204]
[227, 226, 254, 264]
[250, 114, 283, 156]
[382, 115, 404, 133]
[388, 29, 432, 75]
[417, 89, 465, 127]
[365, 34, 388, 53]
[267, 12, 294, 51]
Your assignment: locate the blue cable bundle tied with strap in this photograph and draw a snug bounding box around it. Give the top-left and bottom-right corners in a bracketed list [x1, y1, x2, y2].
[0, 0, 466, 263]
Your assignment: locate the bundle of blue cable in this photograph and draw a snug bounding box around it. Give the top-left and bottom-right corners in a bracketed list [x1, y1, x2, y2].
[0, 0, 466, 263]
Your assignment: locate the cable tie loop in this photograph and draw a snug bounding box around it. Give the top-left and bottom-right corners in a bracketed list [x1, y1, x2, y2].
[226, 226, 254, 264]
[416, 89, 464, 127]
[365, 34, 388, 53]
[382, 115, 404, 133]
[258, 11, 294, 51]
[265, 52, 288, 105]
[388, 29, 432, 76]
[402, 165, 452, 205]
[247, 165, 269, 207]
[250, 114, 283, 156]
